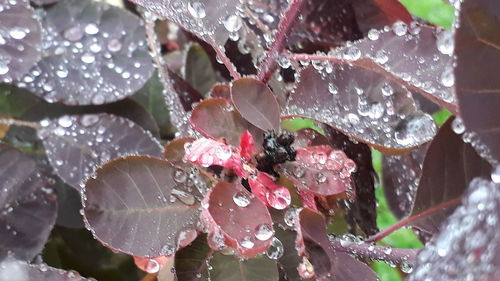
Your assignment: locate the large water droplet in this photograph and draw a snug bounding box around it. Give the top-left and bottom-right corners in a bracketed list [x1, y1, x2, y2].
[223, 14, 242, 32]
[343, 46, 361, 61]
[9, 27, 27, 40]
[171, 188, 195, 205]
[233, 191, 251, 207]
[392, 21, 408, 36]
[368, 29, 380, 40]
[266, 237, 284, 260]
[240, 236, 254, 249]
[452, 118, 465, 134]
[254, 224, 273, 241]
[84, 23, 99, 35]
[440, 66, 455, 87]
[187, 1, 206, 19]
[436, 30, 454, 55]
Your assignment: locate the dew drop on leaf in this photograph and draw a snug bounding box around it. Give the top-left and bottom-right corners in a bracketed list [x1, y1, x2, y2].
[266, 237, 284, 260]
[233, 191, 251, 207]
[254, 224, 273, 241]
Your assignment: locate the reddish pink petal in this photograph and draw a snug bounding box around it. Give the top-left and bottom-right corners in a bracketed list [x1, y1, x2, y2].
[239, 130, 254, 162]
[134, 256, 171, 274]
[298, 190, 318, 212]
[185, 138, 246, 176]
[248, 172, 291, 210]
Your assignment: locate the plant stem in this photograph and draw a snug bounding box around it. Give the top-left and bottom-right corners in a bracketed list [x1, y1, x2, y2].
[257, 0, 306, 83]
[366, 198, 461, 243]
[0, 118, 39, 129]
[207, 37, 241, 80]
[330, 239, 419, 265]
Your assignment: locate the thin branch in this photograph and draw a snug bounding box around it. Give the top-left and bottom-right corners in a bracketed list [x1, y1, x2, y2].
[366, 198, 461, 243]
[330, 239, 419, 265]
[257, 0, 306, 83]
[0, 118, 39, 129]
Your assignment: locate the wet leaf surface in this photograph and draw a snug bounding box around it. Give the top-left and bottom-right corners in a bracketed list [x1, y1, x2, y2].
[185, 44, 216, 96]
[0, 143, 57, 261]
[287, 66, 436, 152]
[409, 118, 491, 234]
[83, 156, 201, 257]
[209, 253, 279, 281]
[38, 113, 163, 190]
[455, 0, 500, 162]
[18, 0, 154, 105]
[231, 78, 281, 131]
[0, 0, 42, 82]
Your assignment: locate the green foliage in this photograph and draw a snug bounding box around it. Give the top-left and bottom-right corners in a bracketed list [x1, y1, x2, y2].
[281, 117, 325, 134]
[400, 0, 455, 29]
[432, 109, 453, 126]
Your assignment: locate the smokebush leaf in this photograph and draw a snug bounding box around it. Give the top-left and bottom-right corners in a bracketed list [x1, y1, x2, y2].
[174, 234, 211, 281]
[164, 137, 195, 169]
[0, 144, 57, 261]
[287, 66, 436, 152]
[190, 98, 263, 149]
[18, 0, 154, 105]
[200, 181, 273, 258]
[185, 44, 216, 96]
[38, 113, 163, 190]
[231, 78, 281, 131]
[383, 143, 429, 219]
[455, 0, 500, 162]
[409, 118, 491, 234]
[0, 0, 42, 83]
[83, 156, 201, 257]
[408, 178, 500, 281]
[0, 258, 92, 281]
[209, 253, 279, 281]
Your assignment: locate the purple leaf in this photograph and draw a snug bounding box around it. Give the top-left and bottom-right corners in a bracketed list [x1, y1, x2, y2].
[0, 0, 42, 82]
[383, 143, 429, 219]
[0, 144, 57, 261]
[0, 258, 92, 281]
[410, 118, 491, 234]
[82, 156, 202, 257]
[17, 0, 154, 105]
[208, 253, 279, 281]
[455, 0, 500, 162]
[38, 113, 163, 190]
[408, 178, 500, 281]
[163, 137, 196, 169]
[174, 234, 211, 281]
[190, 98, 263, 149]
[185, 44, 216, 96]
[231, 78, 281, 131]
[287, 65, 436, 152]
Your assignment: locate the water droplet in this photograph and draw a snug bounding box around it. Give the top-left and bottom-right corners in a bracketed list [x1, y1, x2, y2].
[400, 262, 413, 273]
[0, 62, 8, 75]
[233, 191, 251, 207]
[436, 30, 454, 55]
[58, 116, 73, 128]
[240, 236, 254, 249]
[491, 165, 500, 183]
[292, 165, 305, 178]
[368, 29, 380, 40]
[316, 172, 327, 184]
[84, 23, 99, 35]
[375, 50, 388, 64]
[284, 208, 299, 228]
[254, 224, 273, 241]
[392, 21, 408, 36]
[298, 257, 315, 279]
[144, 259, 160, 273]
[381, 83, 394, 96]
[187, 1, 206, 19]
[107, 38, 122, 52]
[328, 83, 338, 95]
[266, 237, 284, 259]
[452, 118, 465, 134]
[64, 25, 84, 41]
[173, 168, 187, 183]
[223, 14, 242, 32]
[278, 56, 291, 69]
[343, 46, 361, 61]
[81, 52, 96, 64]
[161, 243, 176, 255]
[9, 27, 27, 40]
[440, 66, 455, 87]
[171, 188, 195, 205]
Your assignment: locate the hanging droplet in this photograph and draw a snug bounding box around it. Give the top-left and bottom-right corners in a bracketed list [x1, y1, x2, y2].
[266, 237, 284, 260]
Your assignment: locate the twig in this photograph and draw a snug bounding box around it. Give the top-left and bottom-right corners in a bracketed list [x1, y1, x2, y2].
[330, 239, 419, 265]
[366, 198, 461, 243]
[257, 0, 306, 83]
[0, 118, 40, 129]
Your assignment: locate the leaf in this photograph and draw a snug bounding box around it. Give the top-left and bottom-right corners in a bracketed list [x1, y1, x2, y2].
[175, 234, 211, 281]
[209, 253, 279, 281]
[0, 144, 57, 261]
[210, 84, 230, 99]
[297, 209, 379, 281]
[0, 0, 42, 82]
[273, 228, 301, 281]
[284, 146, 355, 196]
[200, 181, 273, 258]
[332, 25, 457, 111]
[132, 71, 176, 139]
[408, 178, 500, 281]
[454, 0, 500, 162]
[0, 258, 92, 281]
[0, 84, 44, 118]
[287, 65, 437, 152]
[409, 118, 491, 234]
[38, 113, 163, 190]
[383, 143, 429, 219]
[248, 172, 291, 210]
[399, 0, 455, 29]
[231, 78, 281, 131]
[185, 44, 216, 96]
[164, 137, 195, 169]
[82, 156, 201, 257]
[190, 98, 263, 149]
[185, 138, 244, 176]
[17, 0, 154, 105]
[351, 0, 412, 34]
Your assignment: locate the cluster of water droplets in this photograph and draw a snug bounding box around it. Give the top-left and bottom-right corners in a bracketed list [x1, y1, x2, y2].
[37, 114, 162, 189]
[408, 178, 500, 281]
[0, 0, 42, 82]
[16, 0, 153, 105]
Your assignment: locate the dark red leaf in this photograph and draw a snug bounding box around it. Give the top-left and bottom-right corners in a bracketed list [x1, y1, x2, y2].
[174, 234, 211, 281]
[0, 144, 57, 261]
[0, 0, 42, 82]
[287, 65, 436, 152]
[190, 98, 263, 149]
[248, 172, 291, 210]
[82, 156, 201, 257]
[383, 143, 429, 219]
[0, 258, 92, 281]
[200, 181, 273, 258]
[164, 137, 196, 169]
[352, 0, 412, 34]
[209, 252, 279, 281]
[18, 0, 154, 105]
[239, 130, 254, 162]
[408, 178, 500, 281]
[185, 138, 245, 176]
[38, 113, 163, 190]
[185, 44, 216, 96]
[231, 78, 281, 131]
[409, 118, 491, 234]
[455, 0, 500, 162]
[210, 84, 231, 99]
[165, 67, 204, 112]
